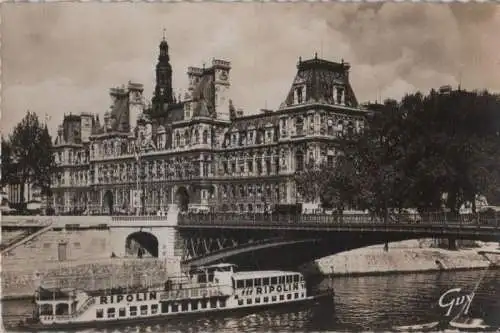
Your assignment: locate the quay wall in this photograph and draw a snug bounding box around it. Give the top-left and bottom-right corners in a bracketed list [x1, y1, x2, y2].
[301, 240, 500, 276]
[1, 258, 181, 300]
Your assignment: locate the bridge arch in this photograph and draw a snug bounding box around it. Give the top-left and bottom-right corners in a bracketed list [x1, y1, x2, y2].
[125, 231, 159, 258]
[103, 190, 114, 215]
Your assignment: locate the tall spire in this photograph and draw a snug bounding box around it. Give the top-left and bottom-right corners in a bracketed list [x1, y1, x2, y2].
[153, 32, 174, 109]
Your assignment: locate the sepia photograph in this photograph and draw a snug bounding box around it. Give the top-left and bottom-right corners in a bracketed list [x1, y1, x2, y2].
[1, 2, 500, 332]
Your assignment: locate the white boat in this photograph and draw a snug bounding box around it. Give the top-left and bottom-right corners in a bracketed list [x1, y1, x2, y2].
[449, 317, 491, 331]
[14, 263, 333, 331]
[392, 321, 441, 332]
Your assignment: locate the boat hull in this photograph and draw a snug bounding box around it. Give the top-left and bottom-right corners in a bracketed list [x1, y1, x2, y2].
[13, 292, 333, 332]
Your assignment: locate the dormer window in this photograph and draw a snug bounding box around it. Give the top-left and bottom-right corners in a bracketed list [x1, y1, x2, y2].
[293, 85, 306, 105]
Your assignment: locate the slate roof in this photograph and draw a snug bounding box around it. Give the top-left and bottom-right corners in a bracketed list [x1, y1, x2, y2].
[280, 57, 359, 109]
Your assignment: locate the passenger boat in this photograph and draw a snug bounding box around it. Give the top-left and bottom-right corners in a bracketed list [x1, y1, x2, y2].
[15, 263, 334, 331]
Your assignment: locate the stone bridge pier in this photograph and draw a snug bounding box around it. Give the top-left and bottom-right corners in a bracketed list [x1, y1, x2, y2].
[109, 204, 183, 275]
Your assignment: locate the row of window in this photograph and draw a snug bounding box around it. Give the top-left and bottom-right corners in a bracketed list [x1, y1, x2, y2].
[95, 298, 227, 319]
[235, 274, 303, 289]
[237, 292, 303, 306]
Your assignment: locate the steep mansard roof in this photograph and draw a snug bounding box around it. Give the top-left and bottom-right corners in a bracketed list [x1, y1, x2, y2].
[280, 57, 359, 109]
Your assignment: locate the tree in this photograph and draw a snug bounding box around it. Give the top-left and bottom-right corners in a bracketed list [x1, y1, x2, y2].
[7, 112, 55, 206]
[1, 137, 15, 186]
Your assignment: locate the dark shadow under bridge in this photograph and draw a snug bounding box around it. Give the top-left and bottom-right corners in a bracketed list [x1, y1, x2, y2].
[176, 212, 500, 271]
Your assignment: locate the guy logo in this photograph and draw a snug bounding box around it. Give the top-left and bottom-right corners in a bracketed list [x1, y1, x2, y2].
[438, 288, 474, 317]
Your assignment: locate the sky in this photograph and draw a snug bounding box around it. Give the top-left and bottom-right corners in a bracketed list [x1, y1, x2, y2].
[2, 3, 500, 137]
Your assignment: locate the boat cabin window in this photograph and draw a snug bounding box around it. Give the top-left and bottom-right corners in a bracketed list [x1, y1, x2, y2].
[107, 308, 115, 318]
[236, 280, 244, 289]
[294, 293, 299, 299]
[279, 295, 284, 301]
[245, 279, 253, 288]
[181, 302, 189, 312]
[210, 299, 217, 309]
[201, 300, 208, 309]
[246, 298, 252, 305]
[255, 297, 261, 304]
[264, 296, 269, 303]
[96, 308, 104, 318]
[151, 304, 158, 315]
[161, 302, 169, 314]
[192, 302, 199, 310]
[130, 306, 137, 316]
[171, 304, 179, 313]
[220, 299, 226, 308]
[263, 277, 270, 286]
[271, 296, 277, 302]
[254, 278, 262, 286]
[279, 276, 285, 284]
[140, 305, 148, 315]
[119, 307, 126, 317]
[293, 275, 300, 282]
[271, 277, 278, 285]
[287, 294, 292, 300]
[286, 276, 292, 283]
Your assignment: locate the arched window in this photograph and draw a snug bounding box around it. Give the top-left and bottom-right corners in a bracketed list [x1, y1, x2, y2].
[295, 150, 304, 172]
[194, 130, 200, 144]
[202, 130, 208, 144]
[296, 117, 304, 136]
[175, 132, 180, 147]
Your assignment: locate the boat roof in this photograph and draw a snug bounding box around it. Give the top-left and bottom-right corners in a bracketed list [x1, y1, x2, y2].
[193, 263, 237, 271]
[232, 270, 302, 280]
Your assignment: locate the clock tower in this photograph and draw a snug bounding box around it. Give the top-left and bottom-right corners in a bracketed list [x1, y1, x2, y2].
[152, 32, 174, 111]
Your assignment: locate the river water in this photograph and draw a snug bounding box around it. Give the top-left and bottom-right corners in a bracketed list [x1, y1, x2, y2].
[2, 269, 499, 332]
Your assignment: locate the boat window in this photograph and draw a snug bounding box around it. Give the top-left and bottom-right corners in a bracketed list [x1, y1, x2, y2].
[294, 293, 299, 299]
[246, 298, 252, 305]
[300, 276, 304, 282]
[119, 307, 126, 317]
[161, 302, 169, 314]
[96, 308, 104, 318]
[271, 296, 277, 302]
[130, 306, 138, 316]
[255, 297, 261, 304]
[254, 278, 262, 286]
[201, 300, 208, 309]
[279, 276, 285, 284]
[286, 276, 292, 284]
[263, 278, 270, 286]
[263, 296, 269, 303]
[210, 299, 217, 309]
[236, 280, 244, 289]
[181, 302, 189, 312]
[107, 308, 115, 318]
[192, 301, 198, 311]
[301, 292, 305, 298]
[245, 279, 253, 288]
[220, 298, 226, 308]
[279, 295, 284, 301]
[287, 294, 292, 300]
[238, 299, 244, 306]
[151, 304, 158, 315]
[171, 304, 179, 313]
[232, 278, 236, 289]
[140, 305, 148, 315]
[270, 277, 278, 285]
[293, 275, 300, 282]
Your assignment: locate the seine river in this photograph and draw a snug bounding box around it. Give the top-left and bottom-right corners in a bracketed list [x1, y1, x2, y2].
[2, 269, 499, 332]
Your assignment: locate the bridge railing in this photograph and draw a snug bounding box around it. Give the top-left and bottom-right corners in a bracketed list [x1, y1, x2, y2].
[177, 211, 500, 228]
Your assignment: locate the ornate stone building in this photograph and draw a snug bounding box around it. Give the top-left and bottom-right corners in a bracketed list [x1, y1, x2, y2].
[51, 37, 370, 215]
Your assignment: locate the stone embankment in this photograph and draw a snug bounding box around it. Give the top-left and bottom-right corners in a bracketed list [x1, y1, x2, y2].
[1, 258, 180, 300]
[302, 240, 500, 276]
